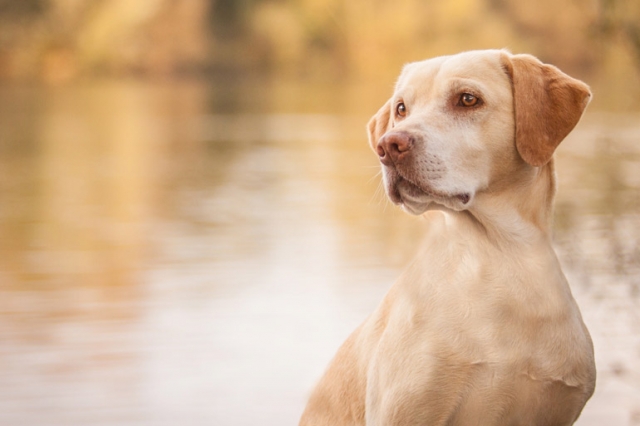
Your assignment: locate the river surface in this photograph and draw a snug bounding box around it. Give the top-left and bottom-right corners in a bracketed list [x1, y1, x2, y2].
[0, 79, 638, 425]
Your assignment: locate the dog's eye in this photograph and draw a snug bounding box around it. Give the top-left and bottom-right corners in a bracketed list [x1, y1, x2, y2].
[396, 102, 407, 117]
[459, 93, 480, 107]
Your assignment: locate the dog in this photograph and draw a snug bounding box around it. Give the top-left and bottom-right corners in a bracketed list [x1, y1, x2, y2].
[299, 50, 596, 426]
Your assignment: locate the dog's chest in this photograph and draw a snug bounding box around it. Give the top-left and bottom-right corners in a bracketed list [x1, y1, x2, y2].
[367, 299, 590, 425]
[363, 225, 593, 425]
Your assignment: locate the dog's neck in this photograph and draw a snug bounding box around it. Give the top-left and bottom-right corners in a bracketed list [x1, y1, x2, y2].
[460, 159, 557, 246]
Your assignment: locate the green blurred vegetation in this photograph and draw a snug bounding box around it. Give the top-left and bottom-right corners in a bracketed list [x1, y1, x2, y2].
[0, 0, 639, 88]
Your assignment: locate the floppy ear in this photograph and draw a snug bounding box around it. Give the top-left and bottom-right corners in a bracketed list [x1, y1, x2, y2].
[367, 99, 392, 152]
[502, 53, 591, 166]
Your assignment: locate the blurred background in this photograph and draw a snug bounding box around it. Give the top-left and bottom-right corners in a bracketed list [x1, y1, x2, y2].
[0, 0, 639, 425]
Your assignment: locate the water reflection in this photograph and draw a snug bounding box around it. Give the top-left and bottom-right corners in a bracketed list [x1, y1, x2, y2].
[0, 80, 638, 425]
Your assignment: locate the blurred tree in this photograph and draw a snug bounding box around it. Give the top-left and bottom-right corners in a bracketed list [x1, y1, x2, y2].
[595, 0, 640, 66]
[486, 0, 598, 71]
[212, 0, 256, 38]
[0, 0, 47, 16]
[0, 0, 638, 82]
[0, 0, 213, 82]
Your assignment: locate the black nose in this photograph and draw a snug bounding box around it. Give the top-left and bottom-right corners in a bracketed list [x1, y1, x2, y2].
[377, 131, 414, 166]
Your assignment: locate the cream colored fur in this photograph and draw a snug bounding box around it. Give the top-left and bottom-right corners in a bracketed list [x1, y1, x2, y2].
[299, 50, 596, 426]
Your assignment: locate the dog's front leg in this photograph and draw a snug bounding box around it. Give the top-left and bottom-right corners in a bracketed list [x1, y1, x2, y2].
[365, 380, 461, 425]
[365, 348, 476, 426]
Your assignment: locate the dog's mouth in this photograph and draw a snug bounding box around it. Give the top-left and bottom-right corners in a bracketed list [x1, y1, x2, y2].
[384, 168, 471, 213]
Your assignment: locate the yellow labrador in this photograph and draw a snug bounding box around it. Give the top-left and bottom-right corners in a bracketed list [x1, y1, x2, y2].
[299, 50, 596, 426]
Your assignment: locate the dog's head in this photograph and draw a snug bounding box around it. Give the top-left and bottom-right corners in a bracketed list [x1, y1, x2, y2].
[368, 50, 591, 215]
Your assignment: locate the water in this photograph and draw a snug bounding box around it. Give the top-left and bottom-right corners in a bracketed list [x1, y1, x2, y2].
[0, 79, 638, 425]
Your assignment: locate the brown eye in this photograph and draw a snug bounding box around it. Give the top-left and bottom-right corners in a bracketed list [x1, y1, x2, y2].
[396, 102, 406, 117]
[459, 93, 479, 107]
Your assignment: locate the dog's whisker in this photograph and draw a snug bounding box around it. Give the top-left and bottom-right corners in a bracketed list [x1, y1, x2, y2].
[366, 169, 382, 185]
[369, 176, 388, 210]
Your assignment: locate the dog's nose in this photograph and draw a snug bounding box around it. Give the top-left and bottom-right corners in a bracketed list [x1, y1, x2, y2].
[377, 132, 414, 166]
[377, 131, 414, 166]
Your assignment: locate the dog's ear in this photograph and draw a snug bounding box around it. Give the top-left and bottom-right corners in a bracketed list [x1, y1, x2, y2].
[367, 99, 392, 152]
[502, 53, 591, 167]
